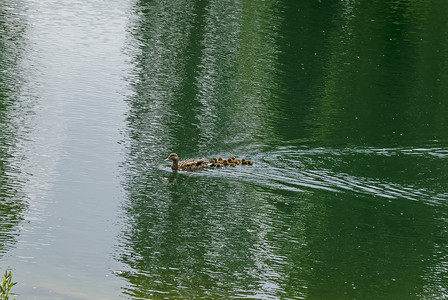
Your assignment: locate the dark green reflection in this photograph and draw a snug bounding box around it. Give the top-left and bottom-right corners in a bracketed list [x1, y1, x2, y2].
[276, 0, 448, 147]
[0, 3, 29, 256]
[119, 0, 448, 298]
[304, 193, 447, 299]
[119, 174, 295, 298]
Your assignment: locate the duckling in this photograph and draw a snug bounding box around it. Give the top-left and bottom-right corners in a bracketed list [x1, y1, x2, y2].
[240, 158, 254, 165]
[165, 153, 208, 171]
[166, 153, 252, 170]
[210, 161, 220, 168]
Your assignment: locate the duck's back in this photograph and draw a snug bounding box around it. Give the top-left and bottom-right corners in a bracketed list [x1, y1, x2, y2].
[178, 158, 208, 170]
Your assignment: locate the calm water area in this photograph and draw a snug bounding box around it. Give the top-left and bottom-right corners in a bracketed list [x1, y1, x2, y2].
[1, 0, 448, 299]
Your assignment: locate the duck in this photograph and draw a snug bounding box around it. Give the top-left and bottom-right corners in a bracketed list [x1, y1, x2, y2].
[165, 153, 208, 171]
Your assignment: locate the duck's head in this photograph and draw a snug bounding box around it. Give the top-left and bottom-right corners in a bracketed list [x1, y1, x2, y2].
[165, 153, 179, 161]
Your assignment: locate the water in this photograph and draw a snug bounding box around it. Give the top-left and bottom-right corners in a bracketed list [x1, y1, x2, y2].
[1, 0, 447, 299]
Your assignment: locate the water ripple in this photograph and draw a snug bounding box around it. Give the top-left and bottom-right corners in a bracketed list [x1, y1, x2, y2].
[188, 145, 448, 207]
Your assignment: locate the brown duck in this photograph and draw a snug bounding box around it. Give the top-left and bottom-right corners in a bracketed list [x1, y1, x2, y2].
[165, 153, 208, 171]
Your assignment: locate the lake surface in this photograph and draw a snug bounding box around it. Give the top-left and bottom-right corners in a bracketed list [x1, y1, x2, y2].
[1, 0, 447, 299]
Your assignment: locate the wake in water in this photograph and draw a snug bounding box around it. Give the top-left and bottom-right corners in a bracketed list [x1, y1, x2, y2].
[198, 146, 448, 206]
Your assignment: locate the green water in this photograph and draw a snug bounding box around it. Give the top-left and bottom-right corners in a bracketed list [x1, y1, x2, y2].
[1, 0, 448, 299]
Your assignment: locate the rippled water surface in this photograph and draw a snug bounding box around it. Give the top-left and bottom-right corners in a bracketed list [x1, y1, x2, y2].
[1, 0, 448, 299]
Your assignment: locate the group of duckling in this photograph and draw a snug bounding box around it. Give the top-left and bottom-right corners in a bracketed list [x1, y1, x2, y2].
[209, 157, 254, 168]
[165, 153, 253, 171]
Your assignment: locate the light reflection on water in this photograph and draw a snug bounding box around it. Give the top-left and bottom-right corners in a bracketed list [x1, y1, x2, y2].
[0, 0, 447, 298]
[1, 0, 130, 298]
